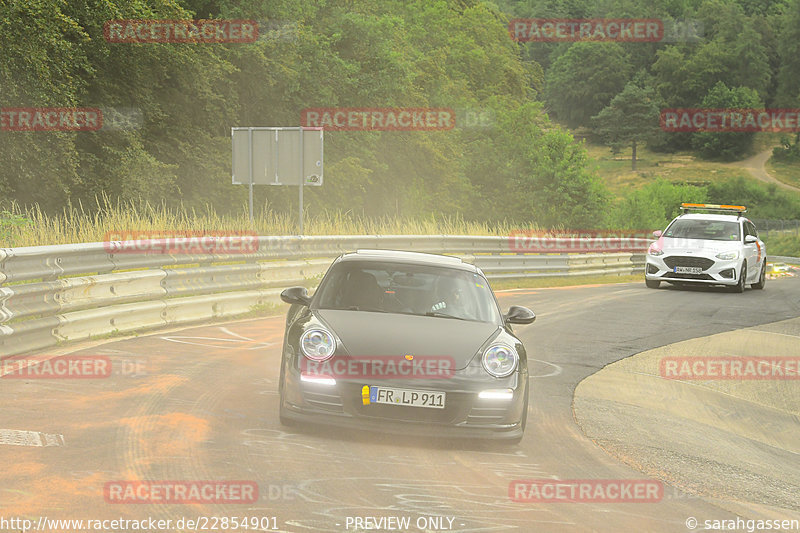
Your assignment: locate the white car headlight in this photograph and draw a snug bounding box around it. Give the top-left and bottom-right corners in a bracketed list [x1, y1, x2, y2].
[648, 247, 664, 256]
[300, 328, 336, 361]
[482, 343, 518, 378]
[715, 250, 739, 260]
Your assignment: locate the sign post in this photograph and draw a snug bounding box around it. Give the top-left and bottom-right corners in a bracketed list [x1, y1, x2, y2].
[232, 126, 323, 233]
[298, 126, 304, 233]
[248, 128, 254, 222]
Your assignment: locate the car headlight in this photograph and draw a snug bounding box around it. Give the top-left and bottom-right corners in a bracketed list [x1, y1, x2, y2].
[715, 250, 739, 260]
[300, 328, 336, 361]
[648, 247, 664, 256]
[482, 343, 518, 378]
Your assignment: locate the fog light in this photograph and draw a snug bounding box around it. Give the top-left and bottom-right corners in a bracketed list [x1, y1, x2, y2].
[719, 268, 735, 279]
[479, 389, 514, 400]
[300, 373, 336, 386]
[647, 264, 659, 274]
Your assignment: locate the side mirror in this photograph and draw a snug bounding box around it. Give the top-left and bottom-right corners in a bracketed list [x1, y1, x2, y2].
[744, 235, 758, 244]
[653, 230, 663, 238]
[281, 286, 311, 306]
[505, 305, 536, 325]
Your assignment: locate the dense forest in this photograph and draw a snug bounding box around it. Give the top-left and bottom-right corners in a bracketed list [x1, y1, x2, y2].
[1, 0, 799, 229]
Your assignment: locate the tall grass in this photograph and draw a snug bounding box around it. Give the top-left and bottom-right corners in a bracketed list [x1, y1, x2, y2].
[763, 234, 800, 257]
[0, 196, 519, 248]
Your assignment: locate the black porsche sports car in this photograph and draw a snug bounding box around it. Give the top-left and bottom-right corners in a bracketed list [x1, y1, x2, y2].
[278, 249, 536, 442]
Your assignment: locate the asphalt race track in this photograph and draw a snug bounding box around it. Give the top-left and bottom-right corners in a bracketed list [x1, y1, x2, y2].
[2, 278, 799, 532]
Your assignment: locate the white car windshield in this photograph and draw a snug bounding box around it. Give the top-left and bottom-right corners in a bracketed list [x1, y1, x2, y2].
[664, 219, 741, 242]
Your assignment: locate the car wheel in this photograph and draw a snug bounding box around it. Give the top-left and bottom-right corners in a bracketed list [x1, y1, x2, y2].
[278, 357, 296, 426]
[645, 279, 660, 289]
[730, 263, 747, 293]
[752, 261, 766, 290]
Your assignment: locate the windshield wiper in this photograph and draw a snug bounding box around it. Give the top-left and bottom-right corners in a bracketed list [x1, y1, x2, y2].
[424, 311, 466, 320]
[343, 306, 388, 313]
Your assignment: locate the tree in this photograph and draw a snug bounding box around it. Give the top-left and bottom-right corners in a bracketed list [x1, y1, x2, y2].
[690, 82, 763, 160]
[544, 41, 632, 128]
[772, 134, 800, 162]
[653, 0, 771, 109]
[495, 102, 610, 228]
[592, 81, 664, 170]
[775, 0, 800, 106]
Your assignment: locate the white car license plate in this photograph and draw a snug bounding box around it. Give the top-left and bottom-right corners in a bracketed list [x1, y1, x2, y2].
[675, 266, 702, 274]
[368, 386, 445, 409]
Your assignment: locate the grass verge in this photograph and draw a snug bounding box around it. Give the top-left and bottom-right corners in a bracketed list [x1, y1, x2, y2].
[584, 142, 753, 194]
[0, 197, 522, 248]
[490, 273, 641, 291]
[766, 158, 800, 190]
[763, 233, 800, 257]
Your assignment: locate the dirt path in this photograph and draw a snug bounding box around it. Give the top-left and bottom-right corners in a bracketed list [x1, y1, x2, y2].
[728, 147, 800, 192]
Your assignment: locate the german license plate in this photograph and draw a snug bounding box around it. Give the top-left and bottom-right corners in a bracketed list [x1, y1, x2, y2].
[675, 266, 702, 274]
[367, 386, 445, 409]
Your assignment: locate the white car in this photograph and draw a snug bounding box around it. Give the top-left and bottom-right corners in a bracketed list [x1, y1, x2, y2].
[645, 203, 766, 292]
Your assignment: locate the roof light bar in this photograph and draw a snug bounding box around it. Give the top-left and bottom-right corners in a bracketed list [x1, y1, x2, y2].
[680, 203, 746, 214]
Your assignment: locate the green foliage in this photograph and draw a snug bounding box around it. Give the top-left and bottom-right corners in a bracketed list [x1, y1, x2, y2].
[608, 179, 707, 230]
[650, 0, 771, 108]
[3, 0, 799, 234]
[772, 134, 800, 162]
[481, 101, 611, 227]
[0, 0, 91, 209]
[762, 234, 800, 257]
[1, 0, 611, 229]
[706, 176, 800, 219]
[690, 82, 762, 159]
[0, 209, 33, 242]
[500, 0, 797, 164]
[544, 41, 632, 128]
[775, 0, 800, 106]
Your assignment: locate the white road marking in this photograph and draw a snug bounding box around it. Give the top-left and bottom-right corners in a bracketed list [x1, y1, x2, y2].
[529, 358, 563, 378]
[160, 328, 275, 350]
[218, 326, 255, 340]
[0, 429, 64, 447]
[753, 329, 800, 339]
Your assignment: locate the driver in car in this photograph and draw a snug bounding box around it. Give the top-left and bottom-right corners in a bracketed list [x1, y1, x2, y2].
[430, 276, 464, 315]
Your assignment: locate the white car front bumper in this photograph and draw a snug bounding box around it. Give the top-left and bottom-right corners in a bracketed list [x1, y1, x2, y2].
[645, 253, 741, 285]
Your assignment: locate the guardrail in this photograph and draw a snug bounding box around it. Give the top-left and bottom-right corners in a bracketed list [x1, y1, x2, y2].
[0, 234, 666, 357]
[767, 255, 800, 265]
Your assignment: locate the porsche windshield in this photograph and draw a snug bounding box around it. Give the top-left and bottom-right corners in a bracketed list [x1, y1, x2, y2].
[664, 219, 741, 242]
[314, 261, 502, 323]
